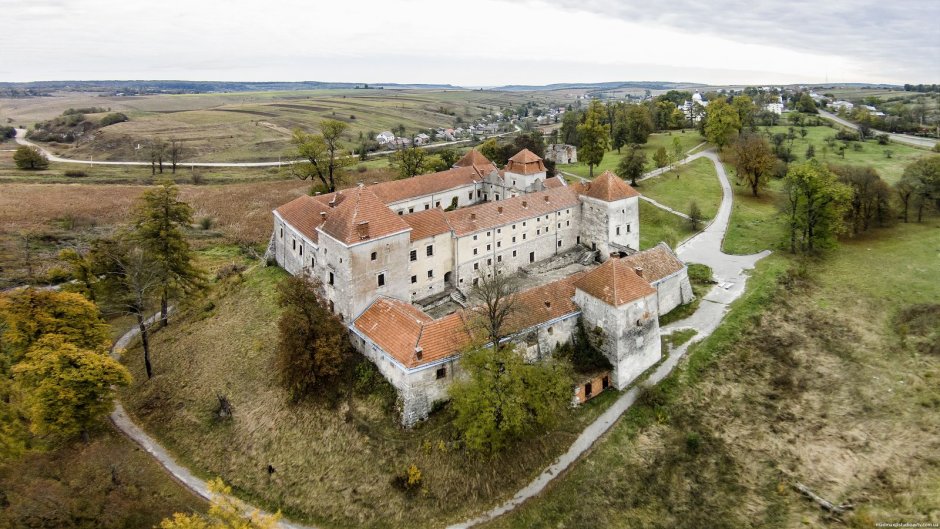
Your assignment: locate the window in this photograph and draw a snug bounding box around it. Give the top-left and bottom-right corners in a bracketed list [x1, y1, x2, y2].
[292, 239, 296, 251]
[537, 229, 541, 235]
[409, 207, 414, 213]
[377, 273, 385, 287]
[523, 234, 527, 240]
[486, 244, 491, 251]
[616, 227, 621, 236]
[410, 250, 417, 262]
[495, 194, 500, 200]
[627, 224, 631, 232]
[497, 255, 502, 263]
[512, 236, 516, 243]
[557, 223, 561, 229]
[497, 228, 501, 234]
[426, 245, 434, 257]
[371, 251, 377, 261]
[566, 220, 570, 227]
[523, 221, 527, 227]
[279, 228, 283, 239]
[487, 231, 490, 236]
[474, 263, 479, 270]
[436, 366, 447, 379]
[398, 211, 403, 215]
[548, 326, 554, 335]
[427, 270, 433, 279]
[558, 240, 563, 247]
[311, 257, 316, 267]
[468, 192, 473, 200]
[512, 224, 516, 230]
[411, 275, 417, 284]
[329, 272, 334, 285]
[512, 250, 517, 257]
[299, 246, 303, 256]
[473, 278, 479, 286]
[435, 201, 440, 208]
[473, 248, 478, 256]
[329, 300, 335, 313]
[487, 258, 492, 265]
[497, 241, 501, 248]
[529, 251, 535, 263]
[473, 234, 478, 241]
[424, 204, 430, 210]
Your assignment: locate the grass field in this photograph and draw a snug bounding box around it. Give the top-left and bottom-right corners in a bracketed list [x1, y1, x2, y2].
[637, 156, 721, 220]
[117, 266, 623, 529]
[722, 177, 787, 255]
[560, 130, 705, 179]
[2, 89, 574, 163]
[639, 200, 694, 250]
[485, 219, 940, 528]
[761, 122, 932, 183]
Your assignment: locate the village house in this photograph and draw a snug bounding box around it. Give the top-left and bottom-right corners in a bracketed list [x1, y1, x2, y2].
[375, 131, 395, 145]
[270, 149, 693, 425]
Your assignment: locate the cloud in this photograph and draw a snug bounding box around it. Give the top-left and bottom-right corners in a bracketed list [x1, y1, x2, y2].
[532, 0, 940, 83]
[1, 0, 936, 84]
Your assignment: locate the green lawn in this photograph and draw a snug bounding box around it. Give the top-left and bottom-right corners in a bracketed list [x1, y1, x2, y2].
[560, 130, 705, 179]
[638, 157, 721, 220]
[761, 123, 933, 183]
[639, 200, 694, 250]
[722, 177, 786, 255]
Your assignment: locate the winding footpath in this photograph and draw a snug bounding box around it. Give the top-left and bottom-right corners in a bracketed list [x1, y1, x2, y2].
[108, 148, 768, 529]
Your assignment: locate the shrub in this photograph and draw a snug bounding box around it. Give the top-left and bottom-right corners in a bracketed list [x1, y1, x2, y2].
[64, 169, 87, 177]
[13, 146, 49, 170]
[0, 126, 15, 139]
[835, 129, 859, 142]
[198, 216, 214, 230]
[99, 112, 128, 127]
[191, 172, 204, 185]
[876, 133, 890, 145]
[392, 464, 423, 494]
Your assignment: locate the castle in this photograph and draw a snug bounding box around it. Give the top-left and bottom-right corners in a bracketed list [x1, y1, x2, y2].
[270, 148, 692, 425]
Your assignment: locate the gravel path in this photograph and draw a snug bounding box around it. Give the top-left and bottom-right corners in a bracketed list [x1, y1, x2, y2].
[107, 148, 767, 529]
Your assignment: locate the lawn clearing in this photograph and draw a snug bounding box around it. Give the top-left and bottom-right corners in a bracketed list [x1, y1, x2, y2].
[637, 157, 721, 220]
[560, 130, 705, 179]
[639, 199, 694, 250]
[722, 177, 787, 255]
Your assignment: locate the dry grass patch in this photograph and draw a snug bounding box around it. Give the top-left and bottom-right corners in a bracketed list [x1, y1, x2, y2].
[118, 266, 619, 529]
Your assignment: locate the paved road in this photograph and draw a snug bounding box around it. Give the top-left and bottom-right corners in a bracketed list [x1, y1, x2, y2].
[13, 127, 518, 168]
[817, 110, 938, 149]
[106, 149, 767, 529]
[449, 149, 768, 528]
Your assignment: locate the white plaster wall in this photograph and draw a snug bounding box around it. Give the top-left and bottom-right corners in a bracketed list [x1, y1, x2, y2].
[388, 183, 482, 215]
[652, 269, 693, 316]
[407, 233, 455, 301]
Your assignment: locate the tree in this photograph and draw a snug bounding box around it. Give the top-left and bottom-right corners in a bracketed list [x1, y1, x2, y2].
[559, 109, 581, 146]
[168, 139, 185, 174]
[132, 181, 205, 327]
[275, 276, 350, 402]
[703, 99, 741, 149]
[653, 146, 669, 169]
[13, 334, 130, 442]
[577, 101, 610, 178]
[95, 242, 162, 379]
[450, 343, 571, 454]
[728, 133, 776, 197]
[895, 176, 916, 223]
[13, 146, 48, 170]
[616, 145, 647, 186]
[148, 139, 166, 175]
[610, 106, 630, 153]
[900, 156, 940, 222]
[831, 165, 893, 233]
[805, 144, 816, 159]
[0, 289, 110, 364]
[623, 104, 654, 144]
[160, 478, 280, 529]
[290, 120, 352, 192]
[782, 160, 852, 254]
[437, 147, 460, 168]
[58, 248, 98, 302]
[468, 265, 520, 349]
[688, 200, 703, 230]
[732, 95, 757, 129]
[391, 143, 428, 179]
[796, 93, 818, 114]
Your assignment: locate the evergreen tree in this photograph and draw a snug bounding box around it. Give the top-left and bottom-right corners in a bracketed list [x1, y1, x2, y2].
[132, 180, 205, 328]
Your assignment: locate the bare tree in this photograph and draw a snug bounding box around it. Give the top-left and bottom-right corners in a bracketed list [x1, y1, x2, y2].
[96, 241, 162, 379]
[148, 140, 166, 175]
[468, 265, 520, 350]
[168, 139, 184, 174]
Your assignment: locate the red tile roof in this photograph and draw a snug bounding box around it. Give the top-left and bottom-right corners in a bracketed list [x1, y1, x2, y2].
[402, 208, 452, 241]
[505, 148, 547, 175]
[354, 298, 473, 368]
[444, 186, 581, 236]
[574, 257, 656, 306]
[543, 175, 566, 189]
[575, 170, 640, 202]
[369, 165, 486, 205]
[318, 186, 411, 245]
[504, 272, 586, 333]
[454, 149, 497, 174]
[619, 243, 685, 284]
[275, 195, 332, 243]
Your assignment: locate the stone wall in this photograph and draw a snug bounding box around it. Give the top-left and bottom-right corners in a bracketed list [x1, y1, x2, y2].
[408, 232, 455, 302]
[579, 195, 640, 261]
[651, 269, 694, 316]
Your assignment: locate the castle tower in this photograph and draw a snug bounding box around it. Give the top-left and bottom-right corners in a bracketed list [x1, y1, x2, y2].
[573, 258, 661, 389]
[316, 186, 413, 320]
[576, 170, 640, 260]
[503, 148, 547, 191]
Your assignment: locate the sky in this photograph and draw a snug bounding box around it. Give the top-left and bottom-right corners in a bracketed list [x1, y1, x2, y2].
[2, 0, 938, 86]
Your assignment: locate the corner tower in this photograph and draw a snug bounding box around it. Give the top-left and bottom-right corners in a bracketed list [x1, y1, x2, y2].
[576, 170, 640, 260]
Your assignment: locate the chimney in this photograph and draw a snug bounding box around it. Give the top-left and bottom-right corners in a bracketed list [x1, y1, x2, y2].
[329, 197, 337, 208]
[415, 347, 423, 360]
[544, 301, 551, 308]
[497, 206, 503, 214]
[470, 213, 477, 221]
[372, 181, 378, 185]
[315, 191, 321, 196]
[320, 212, 327, 220]
[357, 221, 370, 240]
[522, 200, 528, 208]
[544, 195, 550, 202]
[634, 267, 644, 278]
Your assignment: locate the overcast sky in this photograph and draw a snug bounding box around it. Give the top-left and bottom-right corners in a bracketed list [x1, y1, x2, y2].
[3, 0, 938, 85]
